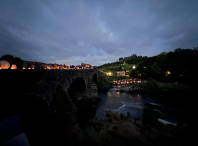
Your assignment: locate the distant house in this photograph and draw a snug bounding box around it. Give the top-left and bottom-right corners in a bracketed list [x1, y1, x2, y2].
[104, 71, 125, 76]
[45, 65, 52, 69]
[76, 66, 83, 69]
[117, 71, 125, 76]
[84, 64, 93, 69]
[52, 64, 59, 69]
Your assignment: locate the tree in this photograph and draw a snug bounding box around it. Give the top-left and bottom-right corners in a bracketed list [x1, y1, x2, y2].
[81, 62, 86, 67]
[119, 57, 123, 62]
[0, 54, 14, 62]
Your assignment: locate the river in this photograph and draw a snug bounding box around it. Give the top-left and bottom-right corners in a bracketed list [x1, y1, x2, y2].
[95, 86, 178, 125]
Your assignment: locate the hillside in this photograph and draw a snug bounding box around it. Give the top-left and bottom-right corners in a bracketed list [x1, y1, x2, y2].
[97, 48, 198, 84]
[97, 55, 147, 72]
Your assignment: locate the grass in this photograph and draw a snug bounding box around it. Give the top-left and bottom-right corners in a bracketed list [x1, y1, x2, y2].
[136, 78, 192, 96]
[158, 83, 189, 91]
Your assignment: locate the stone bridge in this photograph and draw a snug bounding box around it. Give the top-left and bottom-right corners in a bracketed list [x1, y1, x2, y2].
[0, 68, 109, 123]
[0, 68, 111, 145]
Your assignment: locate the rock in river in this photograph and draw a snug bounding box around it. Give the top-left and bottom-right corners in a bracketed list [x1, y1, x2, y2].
[144, 103, 162, 111]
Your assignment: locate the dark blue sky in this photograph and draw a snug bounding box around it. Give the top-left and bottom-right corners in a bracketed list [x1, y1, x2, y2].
[0, 0, 198, 66]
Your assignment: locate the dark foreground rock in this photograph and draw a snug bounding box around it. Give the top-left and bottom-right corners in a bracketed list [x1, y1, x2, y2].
[82, 111, 197, 146]
[45, 109, 198, 146]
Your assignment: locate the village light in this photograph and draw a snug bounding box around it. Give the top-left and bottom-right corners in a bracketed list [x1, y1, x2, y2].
[166, 71, 171, 76]
[23, 67, 25, 69]
[133, 66, 136, 69]
[28, 67, 31, 69]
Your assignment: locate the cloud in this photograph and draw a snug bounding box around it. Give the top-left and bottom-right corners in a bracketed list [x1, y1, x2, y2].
[0, 0, 198, 66]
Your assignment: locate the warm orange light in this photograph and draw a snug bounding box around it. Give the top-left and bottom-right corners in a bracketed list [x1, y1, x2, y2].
[28, 67, 31, 69]
[0, 68, 1, 69]
[116, 92, 120, 95]
[32, 68, 34, 69]
[23, 67, 25, 69]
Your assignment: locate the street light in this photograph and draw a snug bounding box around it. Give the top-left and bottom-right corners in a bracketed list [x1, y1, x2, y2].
[133, 66, 136, 69]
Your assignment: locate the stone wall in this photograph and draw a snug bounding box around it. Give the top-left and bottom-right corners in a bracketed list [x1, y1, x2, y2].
[0, 69, 110, 121]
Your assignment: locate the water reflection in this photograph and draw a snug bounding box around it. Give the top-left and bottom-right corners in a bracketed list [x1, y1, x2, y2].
[116, 92, 120, 95]
[96, 91, 163, 120]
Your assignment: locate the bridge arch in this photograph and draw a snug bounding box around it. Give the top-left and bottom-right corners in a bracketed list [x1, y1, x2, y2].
[93, 73, 98, 84]
[68, 77, 87, 104]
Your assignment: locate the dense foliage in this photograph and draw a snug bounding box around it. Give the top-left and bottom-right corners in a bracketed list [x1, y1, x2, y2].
[0, 54, 23, 64]
[98, 48, 198, 85]
[130, 48, 198, 84]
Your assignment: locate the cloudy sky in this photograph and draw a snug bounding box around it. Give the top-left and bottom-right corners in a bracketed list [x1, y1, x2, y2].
[0, 0, 198, 66]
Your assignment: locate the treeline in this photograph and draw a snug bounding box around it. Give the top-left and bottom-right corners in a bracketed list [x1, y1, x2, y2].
[130, 48, 198, 84]
[97, 54, 148, 69]
[118, 54, 148, 64]
[0, 54, 23, 64]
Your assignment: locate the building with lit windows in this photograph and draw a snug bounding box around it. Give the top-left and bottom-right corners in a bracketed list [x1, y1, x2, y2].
[116, 71, 125, 76]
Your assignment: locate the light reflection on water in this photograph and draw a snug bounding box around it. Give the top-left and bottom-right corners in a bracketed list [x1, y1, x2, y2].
[95, 90, 177, 123]
[95, 90, 165, 121]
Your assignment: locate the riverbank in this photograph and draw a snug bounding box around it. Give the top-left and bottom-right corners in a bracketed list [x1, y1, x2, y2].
[51, 109, 197, 146]
[111, 78, 196, 100]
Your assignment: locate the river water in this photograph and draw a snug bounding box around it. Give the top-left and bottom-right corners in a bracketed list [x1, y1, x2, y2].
[95, 86, 178, 124]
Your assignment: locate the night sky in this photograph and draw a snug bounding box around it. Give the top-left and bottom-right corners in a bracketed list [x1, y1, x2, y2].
[0, 0, 198, 66]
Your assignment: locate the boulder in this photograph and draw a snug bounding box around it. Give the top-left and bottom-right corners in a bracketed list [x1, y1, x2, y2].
[116, 122, 144, 141]
[153, 109, 164, 118]
[158, 119, 177, 126]
[0, 60, 10, 69]
[144, 103, 162, 111]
